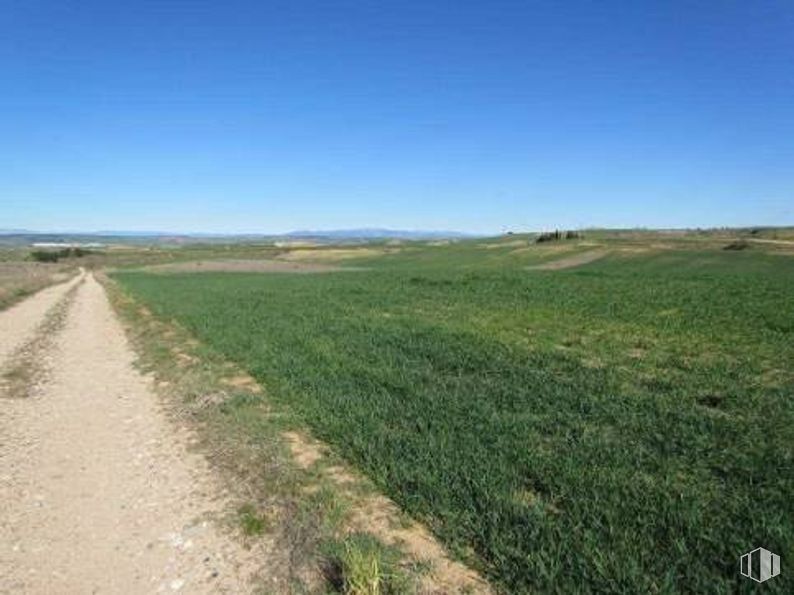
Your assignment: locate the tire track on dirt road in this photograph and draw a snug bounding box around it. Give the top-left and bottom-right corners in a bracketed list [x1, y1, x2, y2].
[0, 275, 84, 400]
[0, 273, 259, 593]
[0, 270, 85, 368]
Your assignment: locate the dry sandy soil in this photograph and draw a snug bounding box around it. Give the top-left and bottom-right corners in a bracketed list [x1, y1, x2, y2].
[140, 259, 349, 274]
[0, 272, 259, 593]
[528, 249, 608, 270]
[747, 238, 794, 246]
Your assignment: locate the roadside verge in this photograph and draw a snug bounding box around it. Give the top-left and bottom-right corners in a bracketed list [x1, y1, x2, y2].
[102, 273, 491, 594]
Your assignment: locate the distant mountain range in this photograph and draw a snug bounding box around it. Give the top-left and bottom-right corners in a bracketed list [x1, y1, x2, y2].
[0, 228, 476, 246]
[284, 228, 473, 240]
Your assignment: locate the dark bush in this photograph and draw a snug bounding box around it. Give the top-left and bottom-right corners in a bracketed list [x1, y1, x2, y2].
[723, 240, 750, 251]
[536, 230, 562, 243]
[30, 250, 61, 262]
[536, 230, 582, 243]
[29, 247, 93, 263]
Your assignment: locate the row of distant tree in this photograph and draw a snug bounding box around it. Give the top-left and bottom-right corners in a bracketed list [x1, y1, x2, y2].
[535, 230, 583, 243]
[30, 247, 93, 263]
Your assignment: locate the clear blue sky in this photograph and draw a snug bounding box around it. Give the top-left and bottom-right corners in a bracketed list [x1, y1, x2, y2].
[2, 1, 792, 234]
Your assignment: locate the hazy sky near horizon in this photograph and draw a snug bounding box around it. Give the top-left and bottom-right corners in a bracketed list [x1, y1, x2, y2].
[2, 1, 793, 233]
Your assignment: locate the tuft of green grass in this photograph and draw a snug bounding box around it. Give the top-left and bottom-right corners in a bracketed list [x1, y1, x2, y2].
[238, 503, 268, 536]
[323, 533, 410, 595]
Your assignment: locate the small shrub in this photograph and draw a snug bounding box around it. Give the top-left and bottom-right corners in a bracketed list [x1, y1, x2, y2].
[536, 230, 562, 243]
[723, 240, 750, 251]
[697, 394, 725, 409]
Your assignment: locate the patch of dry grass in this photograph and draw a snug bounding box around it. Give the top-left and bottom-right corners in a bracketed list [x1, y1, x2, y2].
[276, 248, 392, 262]
[139, 259, 349, 274]
[0, 261, 76, 310]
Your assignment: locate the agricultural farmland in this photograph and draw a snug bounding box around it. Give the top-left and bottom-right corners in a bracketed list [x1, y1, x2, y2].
[114, 236, 794, 592]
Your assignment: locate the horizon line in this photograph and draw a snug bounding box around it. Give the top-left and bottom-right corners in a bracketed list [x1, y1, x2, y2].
[2, 223, 793, 237]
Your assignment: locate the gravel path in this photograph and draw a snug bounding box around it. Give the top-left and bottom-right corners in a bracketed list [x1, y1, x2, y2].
[0, 273, 256, 593]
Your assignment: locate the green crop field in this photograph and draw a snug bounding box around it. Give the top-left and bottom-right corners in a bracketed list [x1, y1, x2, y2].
[114, 239, 794, 592]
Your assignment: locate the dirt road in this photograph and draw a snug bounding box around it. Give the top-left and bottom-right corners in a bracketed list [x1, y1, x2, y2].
[0, 273, 257, 593]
